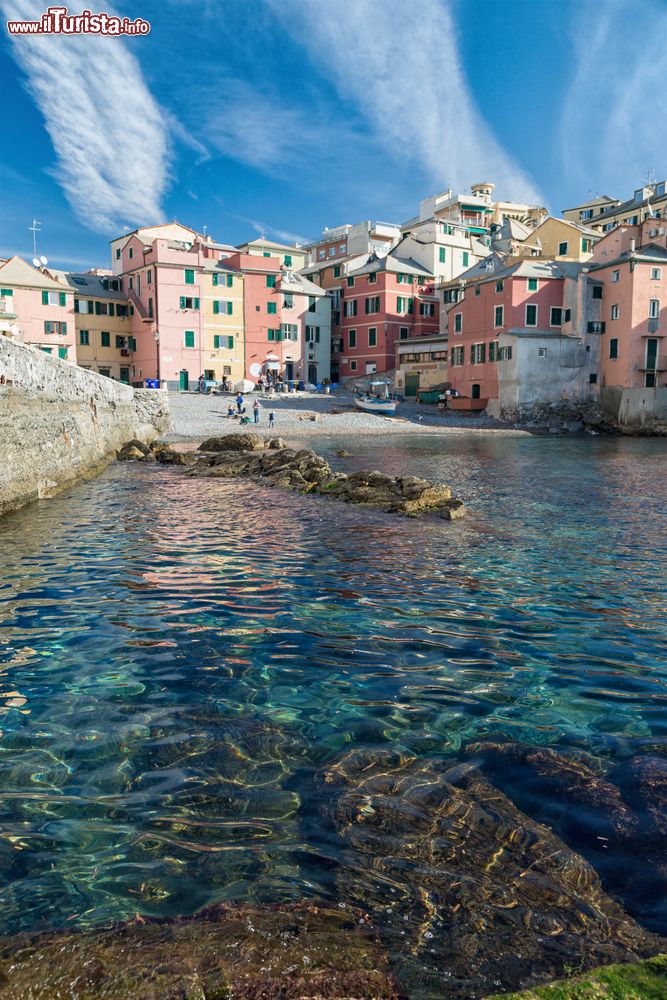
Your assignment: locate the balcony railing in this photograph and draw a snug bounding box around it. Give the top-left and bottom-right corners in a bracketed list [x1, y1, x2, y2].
[636, 357, 667, 372]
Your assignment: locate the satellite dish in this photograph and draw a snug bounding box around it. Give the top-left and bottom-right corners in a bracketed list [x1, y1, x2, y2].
[485, 258, 495, 272]
[32, 257, 41, 268]
[40, 255, 49, 266]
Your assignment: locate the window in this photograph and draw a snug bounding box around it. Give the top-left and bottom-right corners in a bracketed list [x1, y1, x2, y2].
[40, 346, 53, 354]
[267, 301, 277, 315]
[347, 276, 355, 288]
[184, 269, 195, 284]
[115, 335, 125, 348]
[263, 251, 271, 258]
[214, 300, 233, 315]
[395, 296, 412, 314]
[44, 321, 67, 335]
[592, 285, 603, 299]
[651, 267, 662, 280]
[148, 298, 153, 319]
[128, 276, 134, 291]
[308, 296, 317, 313]
[79, 330, 90, 345]
[350, 360, 357, 371]
[367, 272, 377, 284]
[55, 346, 68, 360]
[558, 241, 568, 255]
[101, 331, 110, 347]
[462, 252, 469, 266]
[494, 305, 504, 327]
[318, 250, 325, 259]
[117, 304, 128, 318]
[450, 346, 465, 366]
[284, 255, 292, 267]
[471, 343, 485, 364]
[497, 345, 513, 361]
[128, 247, 133, 259]
[99, 367, 111, 377]
[179, 296, 199, 310]
[454, 313, 462, 333]
[305, 326, 321, 343]
[214, 335, 234, 349]
[368, 327, 377, 347]
[611, 269, 620, 283]
[329, 247, 336, 257]
[550, 307, 563, 326]
[581, 209, 593, 220]
[42, 291, 66, 306]
[649, 299, 660, 319]
[538, 347, 548, 358]
[489, 341, 498, 362]
[129, 337, 137, 352]
[339, 244, 346, 253]
[525, 304, 538, 326]
[495, 280, 504, 293]
[397, 273, 413, 284]
[474, 286, 481, 296]
[609, 338, 619, 359]
[419, 302, 435, 316]
[267, 328, 277, 341]
[184, 330, 195, 348]
[527, 277, 538, 291]
[333, 265, 341, 277]
[582, 239, 591, 253]
[439, 247, 446, 263]
[343, 300, 357, 317]
[146, 269, 152, 285]
[115, 248, 121, 260]
[589, 373, 598, 384]
[266, 275, 276, 288]
[283, 293, 294, 308]
[365, 296, 381, 314]
[399, 327, 409, 340]
[611, 304, 619, 320]
[348, 329, 357, 348]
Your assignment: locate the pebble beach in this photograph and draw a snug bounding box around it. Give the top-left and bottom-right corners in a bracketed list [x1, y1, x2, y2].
[165, 387, 525, 441]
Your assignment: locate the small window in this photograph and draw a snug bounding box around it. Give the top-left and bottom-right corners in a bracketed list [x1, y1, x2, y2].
[494, 305, 504, 327]
[266, 275, 276, 288]
[495, 280, 504, 293]
[283, 293, 294, 308]
[462, 252, 469, 266]
[333, 265, 341, 277]
[284, 255, 292, 267]
[538, 347, 548, 358]
[649, 299, 660, 319]
[115, 248, 121, 260]
[179, 296, 199, 310]
[146, 270, 152, 285]
[589, 373, 598, 384]
[474, 286, 481, 296]
[58, 347, 68, 360]
[611, 270, 620, 283]
[347, 276, 355, 288]
[318, 250, 325, 259]
[609, 338, 619, 359]
[550, 307, 563, 326]
[399, 327, 409, 340]
[650, 267, 662, 280]
[611, 304, 619, 320]
[527, 278, 538, 291]
[350, 360, 357, 371]
[454, 313, 462, 333]
[184, 330, 195, 348]
[558, 241, 568, 255]
[267, 301, 277, 314]
[101, 331, 110, 347]
[128, 246, 134, 259]
[439, 247, 446, 263]
[592, 285, 603, 299]
[367, 272, 377, 284]
[368, 327, 377, 347]
[329, 247, 335, 256]
[348, 329, 357, 348]
[79, 330, 90, 345]
[263, 252, 271, 258]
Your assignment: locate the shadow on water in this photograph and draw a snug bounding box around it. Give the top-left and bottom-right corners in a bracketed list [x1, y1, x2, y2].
[0, 431, 665, 996]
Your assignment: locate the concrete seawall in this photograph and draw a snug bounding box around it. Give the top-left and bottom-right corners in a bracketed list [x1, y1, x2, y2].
[0, 338, 171, 516]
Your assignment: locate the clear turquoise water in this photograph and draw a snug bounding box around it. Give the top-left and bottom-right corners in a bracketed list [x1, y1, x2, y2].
[0, 433, 666, 955]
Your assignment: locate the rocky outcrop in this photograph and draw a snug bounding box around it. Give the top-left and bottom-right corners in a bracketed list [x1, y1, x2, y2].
[501, 400, 615, 435]
[164, 434, 467, 519]
[0, 903, 398, 999]
[0, 337, 170, 517]
[483, 953, 667, 999]
[321, 749, 662, 999]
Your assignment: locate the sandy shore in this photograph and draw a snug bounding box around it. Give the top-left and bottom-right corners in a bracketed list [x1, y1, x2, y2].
[165, 388, 528, 441]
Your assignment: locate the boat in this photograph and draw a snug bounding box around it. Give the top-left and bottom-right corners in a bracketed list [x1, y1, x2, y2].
[354, 380, 399, 416]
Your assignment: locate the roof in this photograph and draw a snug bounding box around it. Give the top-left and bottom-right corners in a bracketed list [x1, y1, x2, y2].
[110, 221, 201, 245]
[444, 253, 584, 287]
[279, 271, 327, 296]
[350, 251, 434, 279]
[201, 259, 243, 276]
[590, 189, 667, 225]
[0, 255, 70, 292]
[528, 216, 599, 239]
[562, 195, 618, 212]
[61, 272, 128, 300]
[588, 243, 667, 272]
[236, 238, 303, 253]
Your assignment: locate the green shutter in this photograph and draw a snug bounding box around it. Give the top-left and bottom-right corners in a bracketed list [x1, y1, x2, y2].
[268, 329, 275, 341]
[41, 346, 53, 354]
[101, 331, 110, 347]
[408, 299, 414, 314]
[180, 296, 186, 309]
[226, 302, 233, 315]
[226, 274, 233, 287]
[212, 273, 219, 286]
[95, 301, 101, 315]
[284, 255, 292, 266]
[266, 275, 276, 288]
[227, 336, 234, 349]
[439, 247, 446, 262]
[42, 290, 48, 305]
[462, 252, 469, 266]
[184, 330, 195, 348]
[58, 347, 68, 359]
[268, 301, 276, 314]
[214, 335, 221, 348]
[59, 292, 66, 306]
[129, 337, 136, 351]
[185, 269, 194, 284]
[0, 288, 12, 296]
[194, 297, 200, 310]
[528, 278, 538, 291]
[213, 301, 219, 314]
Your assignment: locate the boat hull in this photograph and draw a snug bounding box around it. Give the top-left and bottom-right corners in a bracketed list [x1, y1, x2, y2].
[354, 396, 398, 416]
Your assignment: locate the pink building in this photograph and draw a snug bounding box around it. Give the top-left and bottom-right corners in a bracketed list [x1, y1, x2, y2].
[225, 252, 284, 382]
[0, 256, 76, 362]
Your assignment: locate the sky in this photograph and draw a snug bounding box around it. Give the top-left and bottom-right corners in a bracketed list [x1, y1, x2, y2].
[0, 0, 665, 270]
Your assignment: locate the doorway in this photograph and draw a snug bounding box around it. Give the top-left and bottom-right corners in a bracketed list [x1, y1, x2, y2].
[179, 370, 189, 391]
[471, 383, 481, 399]
[405, 372, 420, 398]
[308, 364, 318, 384]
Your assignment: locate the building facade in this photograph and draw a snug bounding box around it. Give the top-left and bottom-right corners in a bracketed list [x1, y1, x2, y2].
[0, 256, 76, 362]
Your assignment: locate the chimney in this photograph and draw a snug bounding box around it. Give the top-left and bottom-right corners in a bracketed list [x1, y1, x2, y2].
[629, 237, 636, 252]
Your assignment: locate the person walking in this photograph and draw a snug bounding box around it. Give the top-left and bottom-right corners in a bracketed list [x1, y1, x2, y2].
[252, 399, 261, 424]
[268, 410, 275, 430]
[236, 392, 244, 413]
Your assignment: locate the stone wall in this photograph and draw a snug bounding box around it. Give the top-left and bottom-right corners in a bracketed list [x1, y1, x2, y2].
[0, 337, 171, 516]
[600, 386, 667, 433]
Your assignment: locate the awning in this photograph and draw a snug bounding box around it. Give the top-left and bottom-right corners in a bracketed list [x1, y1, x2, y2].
[265, 361, 280, 370]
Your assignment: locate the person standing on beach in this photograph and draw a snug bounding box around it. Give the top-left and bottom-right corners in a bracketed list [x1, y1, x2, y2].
[236, 392, 244, 413]
[252, 399, 261, 424]
[268, 410, 275, 430]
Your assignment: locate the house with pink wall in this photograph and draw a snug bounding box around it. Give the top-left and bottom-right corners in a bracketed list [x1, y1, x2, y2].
[0, 256, 76, 362]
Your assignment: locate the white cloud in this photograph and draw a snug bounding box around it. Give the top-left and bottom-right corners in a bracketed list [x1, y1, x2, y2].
[560, 0, 667, 197]
[2, 0, 171, 232]
[220, 208, 310, 246]
[267, 0, 542, 204]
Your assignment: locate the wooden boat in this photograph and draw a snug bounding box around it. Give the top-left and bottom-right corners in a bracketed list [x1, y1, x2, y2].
[354, 380, 399, 415]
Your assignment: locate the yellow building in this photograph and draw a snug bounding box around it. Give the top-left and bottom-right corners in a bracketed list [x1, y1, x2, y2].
[201, 260, 245, 385]
[53, 271, 135, 382]
[236, 237, 306, 271]
[523, 216, 600, 261]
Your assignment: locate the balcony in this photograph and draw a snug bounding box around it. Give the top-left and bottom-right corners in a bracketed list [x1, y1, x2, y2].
[636, 357, 667, 372]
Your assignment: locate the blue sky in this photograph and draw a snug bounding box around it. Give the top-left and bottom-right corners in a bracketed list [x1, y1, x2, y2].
[1, 0, 665, 270]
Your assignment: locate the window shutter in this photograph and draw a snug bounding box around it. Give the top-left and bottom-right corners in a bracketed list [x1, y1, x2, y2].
[213, 301, 219, 314]
[58, 347, 68, 359]
[212, 273, 218, 286]
[180, 296, 186, 309]
[74, 300, 79, 313]
[227, 336, 234, 349]
[194, 297, 200, 310]
[42, 291, 49, 305]
[316, 327, 320, 342]
[58, 292, 66, 306]
[95, 301, 102, 315]
[227, 274, 233, 287]
[408, 298, 414, 314]
[214, 335, 221, 348]
[226, 302, 233, 315]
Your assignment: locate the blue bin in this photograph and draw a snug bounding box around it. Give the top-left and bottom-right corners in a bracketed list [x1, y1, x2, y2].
[145, 379, 159, 389]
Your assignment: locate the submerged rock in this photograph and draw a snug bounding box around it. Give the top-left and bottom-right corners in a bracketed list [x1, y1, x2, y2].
[0, 903, 398, 1000]
[483, 953, 667, 999]
[322, 749, 662, 999]
[180, 434, 466, 520]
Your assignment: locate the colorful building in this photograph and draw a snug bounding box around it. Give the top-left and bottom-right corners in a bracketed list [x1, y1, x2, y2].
[522, 216, 600, 261]
[201, 259, 245, 386]
[566, 180, 667, 234]
[0, 256, 76, 362]
[279, 271, 331, 384]
[394, 333, 449, 399]
[237, 238, 306, 271]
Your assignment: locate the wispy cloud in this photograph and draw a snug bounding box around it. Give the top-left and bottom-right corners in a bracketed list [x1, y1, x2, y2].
[267, 0, 542, 204]
[1, 0, 171, 232]
[560, 0, 667, 197]
[220, 207, 311, 246]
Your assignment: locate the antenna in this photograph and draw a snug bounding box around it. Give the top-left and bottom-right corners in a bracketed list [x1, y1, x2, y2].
[29, 219, 42, 259]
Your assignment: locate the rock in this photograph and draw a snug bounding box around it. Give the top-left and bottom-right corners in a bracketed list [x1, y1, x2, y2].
[198, 433, 265, 452]
[267, 437, 286, 450]
[116, 445, 147, 462]
[484, 953, 667, 1000]
[548, 425, 562, 435]
[154, 446, 189, 466]
[441, 500, 467, 520]
[566, 420, 584, 433]
[118, 438, 151, 458]
[0, 903, 398, 1000]
[336, 449, 351, 457]
[630, 756, 667, 836]
[323, 749, 660, 999]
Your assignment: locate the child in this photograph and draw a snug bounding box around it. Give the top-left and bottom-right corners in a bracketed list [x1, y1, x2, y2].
[268, 410, 275, 430]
